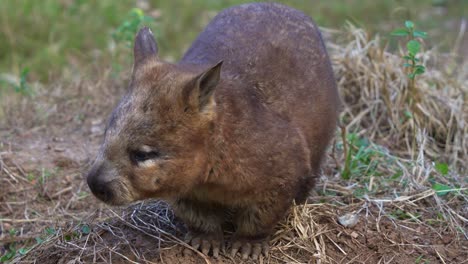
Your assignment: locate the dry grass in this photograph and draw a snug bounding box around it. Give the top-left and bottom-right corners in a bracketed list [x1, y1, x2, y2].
[1, 26, 467, 263]
[329, 24, 467, 172]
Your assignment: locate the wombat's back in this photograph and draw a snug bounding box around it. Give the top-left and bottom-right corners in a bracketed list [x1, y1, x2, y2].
[182, 3, 340, 193]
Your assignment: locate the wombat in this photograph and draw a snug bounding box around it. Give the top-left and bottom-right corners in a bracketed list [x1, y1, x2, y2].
[87, 2, 340, 260]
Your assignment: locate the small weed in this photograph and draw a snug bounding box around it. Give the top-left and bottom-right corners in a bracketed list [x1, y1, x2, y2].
[352, 187, 368, 199]
[341, 132, 382, 180]
[391, 20, 428, 116]
[339, 130, 413, 198]
[434, 162, 449, 176]
[112, 8, 156, 47]
[391, 21, 427, 80]
[390, 209, 421, 221]
[26, 173, 36, 182]
[78, 191, 90, 199]
[0, 228, 31, 263]
[39, 168, 56, 185]
[14, 68, 32, 95]
[8, 228, 17, 236]
[0, 223, 93, 262]
[62, 224, 92, 242]
[45, 227, 56, 236]
[0, 244, 17, 263]
[428, 162, 458, 197]
[110, 8, 156, 75]
[0, 68, 32, 96]
[431, 182, 453, 196]
[81, 224, 91, 235]
[415, 255, 429, 264]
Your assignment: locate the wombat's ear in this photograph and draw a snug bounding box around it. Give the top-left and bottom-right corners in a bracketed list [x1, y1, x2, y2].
[183, 61, 223, 113]
[133, 27, 158, 68]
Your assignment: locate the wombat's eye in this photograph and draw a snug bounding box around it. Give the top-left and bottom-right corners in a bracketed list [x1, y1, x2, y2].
[131, 150, 161, 163]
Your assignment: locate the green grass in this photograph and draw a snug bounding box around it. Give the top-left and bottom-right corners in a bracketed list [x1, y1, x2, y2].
[0, 1, 134, 82]
[0, 0, 466, 85]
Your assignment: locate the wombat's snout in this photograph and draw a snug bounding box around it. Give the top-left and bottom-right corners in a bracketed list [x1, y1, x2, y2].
[86, 165, 114, 203]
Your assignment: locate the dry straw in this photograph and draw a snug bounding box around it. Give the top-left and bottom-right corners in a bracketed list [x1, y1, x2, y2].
[330, 23, 467, 172]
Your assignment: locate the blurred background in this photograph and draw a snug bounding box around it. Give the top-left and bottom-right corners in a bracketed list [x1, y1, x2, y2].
[0, 0, 466, 88]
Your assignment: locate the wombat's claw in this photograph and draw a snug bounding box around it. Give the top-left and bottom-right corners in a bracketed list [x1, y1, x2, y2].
[230, 240, 269, 260]
[183, 232, 223, 258]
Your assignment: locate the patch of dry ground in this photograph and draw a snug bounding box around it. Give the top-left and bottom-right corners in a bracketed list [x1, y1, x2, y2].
[1, 28, 467, 263]
[1, 137, 466, 263]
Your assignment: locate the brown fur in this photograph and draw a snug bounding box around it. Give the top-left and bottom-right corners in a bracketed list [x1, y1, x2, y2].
[87, 2, 340, 256]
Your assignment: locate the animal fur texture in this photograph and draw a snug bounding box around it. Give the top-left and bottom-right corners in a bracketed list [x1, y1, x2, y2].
[87, 2, 340, 259]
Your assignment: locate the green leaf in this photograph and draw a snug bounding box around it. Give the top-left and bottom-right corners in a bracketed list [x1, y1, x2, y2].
[0, 250, 16, 262]
[414, 66, 425, 75]
[413, 30, 428, 38]
[353, 187, 367, 198]
[391, 28, 409, 36]
[81, 225, 91, 235]
[404, 109, 413, 119]
[432, 183, 451, 196]
[35, 237, 44, 244]
[9, 228, 17, 236]
[18, 248, 28, 255]
[391, 170, 403, 180]
[435, 162, 449, 175]
[407, 40, 420, 55]
[20, 67, 30, 79]
[45, 227, 56, 235]
[403, 63, 412, 67]
[405, 20, 414, 29]
[403, 55, 413, 60]
[355, 137, 370, 148]
[408, 73, 416, 79]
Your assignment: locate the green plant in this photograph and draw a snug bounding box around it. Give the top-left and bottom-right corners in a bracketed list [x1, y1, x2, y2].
[339, 127, 410, 198]
[0, 225, 73, 262]
[26, 173, 36, 182]
[434, 162, 448, 175]
[341, 131, 380, 180]
[0, 67, 32, 96]
[391, 21, 427, 80]
[14, 68, 31, 95]
[0, 244, 18, 263]
[431, 182, 452, 196]
[0, 228, 32, 262]
[415, 255, 429, 264]
[109, 8, 156, 76]
[112, 8, 156, 47]
[390, 209, 421, 221]
[391, 20, 428, 109]
[39, 168, 55, 185]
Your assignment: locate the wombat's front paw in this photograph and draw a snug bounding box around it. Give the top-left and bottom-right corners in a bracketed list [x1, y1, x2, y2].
[183, 231, 224, 258]
[229, 238, 269, 260]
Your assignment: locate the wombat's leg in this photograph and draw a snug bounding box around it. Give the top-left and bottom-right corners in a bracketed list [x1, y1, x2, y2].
[173, 198, 224, 258]
[230, 201, 289, 260]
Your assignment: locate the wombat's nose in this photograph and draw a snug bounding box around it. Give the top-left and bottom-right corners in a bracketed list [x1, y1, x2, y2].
[87, 171, 114, 203]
